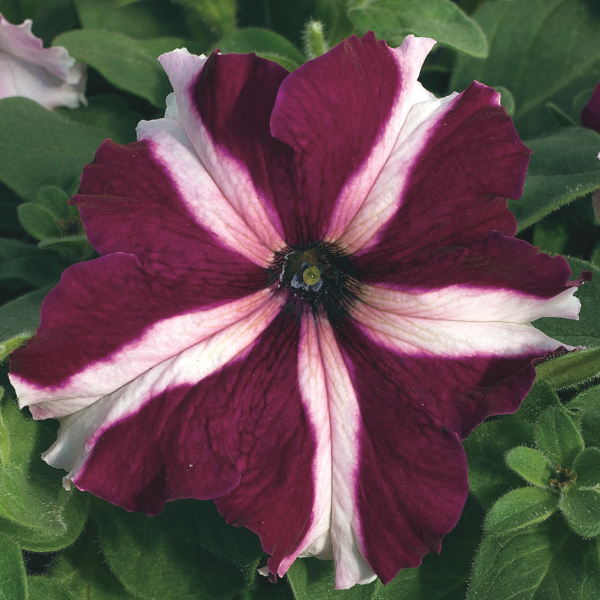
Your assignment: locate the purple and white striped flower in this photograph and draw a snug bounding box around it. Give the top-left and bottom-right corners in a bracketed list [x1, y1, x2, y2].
[10, 33, 586, 589]
[0, 14, 86, 109]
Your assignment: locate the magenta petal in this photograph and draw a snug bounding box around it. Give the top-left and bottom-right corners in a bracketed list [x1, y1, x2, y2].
[581, 81, 600, 133]
[71, 313, 316, 573]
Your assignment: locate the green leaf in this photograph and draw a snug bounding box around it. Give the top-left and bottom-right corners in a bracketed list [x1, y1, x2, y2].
[0, 288, 50, 363]
[0, 533, 26, 600]
[494, 85, 514, 116]
[167, 499, 263, 588]
[27, 576, 79, 600]
[560, 489, 600, 537]
[464, 380, 560, 509]
[0, 389, 88, 552]
[136, 37, 207, 60]
[469, 517, 600, 600]
[315, 0, 356, 47]
[56, 96, 142, 146]
[505, 447, 555, 488]
[74, 0, 195, 40]
[54, 30, 172, 108]
[536, 405, 585, 469]
[34, 187, 70, 220]
[546, 102, 577, 127]
[17, 203, 63, 241]
[303, 20, 329, 59]
[484, 487, 559, 535]
[231, 574, 295, 600]
[536, 347, 600, 391]
[347, 0, 488, 58]
[176, 0, 236, 37]
[0, 98, 107, 202]
[573, 448, 600, 488]
[451, 0, 600, 138]
[507, 128, 600, 232]
[92, 498, 249, 600]
[287, 496, 483, 599]
[568, 385, 600, 447]
[49, 520, 139, 600]
[217, 28, 305, 72]
[535, 257, 600, 349]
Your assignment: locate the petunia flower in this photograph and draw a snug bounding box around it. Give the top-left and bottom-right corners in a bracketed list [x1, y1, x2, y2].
[0, 13, 86, 109]
[10, 34, 586, 589]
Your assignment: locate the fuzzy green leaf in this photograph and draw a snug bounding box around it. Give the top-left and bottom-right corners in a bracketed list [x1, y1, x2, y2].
[505, 446, 555, 488]
[451, 0, 600, 138]
[17, 203, 63, 241]
[176, 0, 236, 37]
[560, 489, 600, 537]
[469, 517, 600, 599]
[508, 128, 600, 232]
[27, 577, 79, 600]
[536, 405, 585, 468]
[0, 389, 88, 551]
[347, 0, 488, 58]
[484, 487, 559, 535]
[536, 347, 600, 391]
[569, 385, 600, 448]
[0, 533, 26, 600]
[573, 448, 600, 488]
[34, 187, 70, 220]
[0, 98, 106, 202]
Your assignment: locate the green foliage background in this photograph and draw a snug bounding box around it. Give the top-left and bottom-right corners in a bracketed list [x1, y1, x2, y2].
[1, 0, 600, 598]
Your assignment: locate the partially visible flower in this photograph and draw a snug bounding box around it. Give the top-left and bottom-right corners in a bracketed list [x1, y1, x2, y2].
[10, 34, 586, 589]
[0, 14, 86, 109]
[580, 81, 600, 221]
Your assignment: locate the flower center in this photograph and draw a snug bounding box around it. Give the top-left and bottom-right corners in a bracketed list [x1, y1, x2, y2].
[270, 241, 361, 321]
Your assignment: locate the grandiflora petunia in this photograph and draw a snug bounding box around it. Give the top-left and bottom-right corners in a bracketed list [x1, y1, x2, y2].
[0, 13, 86, 109]
[9, 33, 588, 589]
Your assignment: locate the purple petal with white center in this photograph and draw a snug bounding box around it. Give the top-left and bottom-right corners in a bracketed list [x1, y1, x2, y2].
[0, 14, 86, 108]
[158, 49, 288, 254]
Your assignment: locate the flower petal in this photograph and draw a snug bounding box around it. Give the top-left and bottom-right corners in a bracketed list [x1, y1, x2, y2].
[0, 15, 86, 108]
[270, 33, 435, 246]
[581, 81, 600, 133]
[339, 81, 529, 255]
[9, 252, 269, 418]
[157, 49, 288, 253]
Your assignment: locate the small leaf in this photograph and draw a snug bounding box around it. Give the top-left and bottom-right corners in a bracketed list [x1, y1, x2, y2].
[34, 187, 71, 220]
[573, 448, 600, 489]
[536, 347, 600, 390]
[176, 0, 236, 37]
[27, 576, 79, 600]
[569, 385, 600, 447]
[536, 405, 585, 468]
[0, 533, 26, 600]
[54, 30, 172, 108]
[507, 128, 600, 232]
[217, 28, 305, 71]
[17, 203, 63, 241]
[484, 487, 559, 536]
[303, 20, 329, 59]
[560, 489, 600, 537]
[469, 516, 600, 600]
[347, 0, 488, 58]
[494, 85, 514, 116]
[505, 446, 555, 488]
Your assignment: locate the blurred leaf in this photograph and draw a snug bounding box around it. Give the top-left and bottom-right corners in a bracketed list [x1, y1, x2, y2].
[0, 389, 88, 552]
[0, 98, 106, 202]
[217, 28, 305, 71]
[483, 487, 559, 536]
[451, 0, 600, 138]
[57, 96, 143, 146]
[536, 405, 584, 468]
[315, 0, 355, 46]
[347, 0, 488, 58]
[231, 574, 295, 600]
[54, 30, 172, 108]
[505, 446, 555, 488]
[573, 448, 600, 488]
[546, 102, 577, 127]
[27, 576, 79, 600]
[34, 187, 70, 220]
[535, 257, 600, 349]
[136, 36, 206, 59]
[560, 489, 600, 537]
[0, 533, 26, 600]
[17, 204, 62, 241]
[74, 0, 194, 39]
[464, 380, 560, 509]
[49, 520, 139, 600]
[176, 0, 236, 36]
[92, 499, 249, 600]
[469, 516, 600, 600]
[536, 347, 600, 390]
[569, 385, 600, 447]
[0, 183, 21, 237]
[0, 288, 49, 363]
[508, 128, 600, 232]
[288, 496, 483, 599]
[494, 85, 514, 116]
